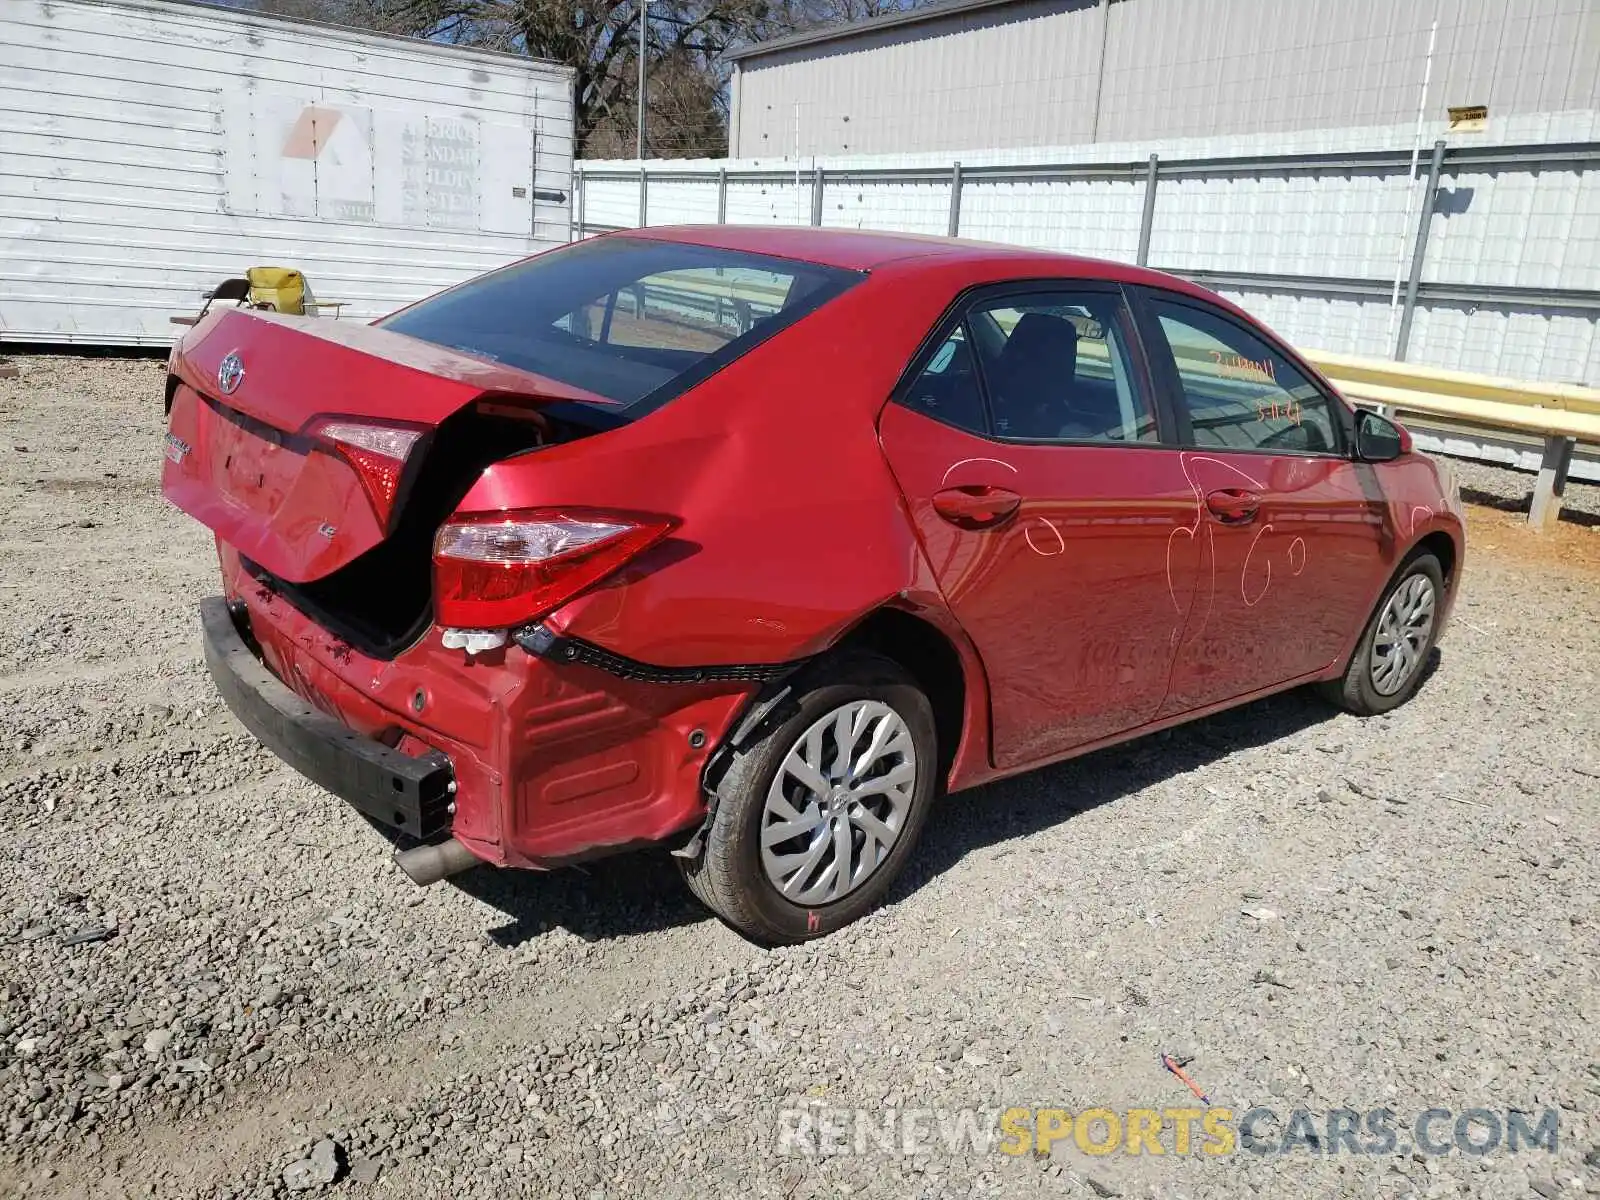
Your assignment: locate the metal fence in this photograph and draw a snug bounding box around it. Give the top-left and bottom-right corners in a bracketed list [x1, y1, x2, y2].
[576, 142, 1599, 358]
[574, 137, 1600, 480]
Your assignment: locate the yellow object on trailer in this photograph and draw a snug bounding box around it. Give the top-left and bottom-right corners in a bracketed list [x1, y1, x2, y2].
[171, 266, 343, 327]
[245, 267, 307, 315]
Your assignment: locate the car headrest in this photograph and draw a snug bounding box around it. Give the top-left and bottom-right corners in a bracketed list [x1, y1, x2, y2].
[999, 313, 1079, 385]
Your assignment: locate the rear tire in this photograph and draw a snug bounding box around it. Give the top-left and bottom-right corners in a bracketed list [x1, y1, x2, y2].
[680, 653, 937, 944]
[1319, 551, 1444, 716]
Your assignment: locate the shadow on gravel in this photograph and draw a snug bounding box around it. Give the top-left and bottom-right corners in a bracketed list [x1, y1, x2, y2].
[445, 661, 1448, 944]
[1461, 485, 1600, 527]
[893, 684, 1349, 899]
[449, 848, 706, 947]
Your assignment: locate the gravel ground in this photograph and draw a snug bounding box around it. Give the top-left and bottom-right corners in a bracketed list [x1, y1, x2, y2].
[0, 355, 1597, 1200]
[1445, 455, 1600, 525]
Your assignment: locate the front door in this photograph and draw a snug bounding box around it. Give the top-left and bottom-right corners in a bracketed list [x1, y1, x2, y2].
[1133, 290, 1389, 715]
[878, 285, 1203, 771]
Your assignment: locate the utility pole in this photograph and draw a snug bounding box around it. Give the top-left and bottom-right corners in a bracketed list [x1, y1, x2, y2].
[636, 0, 648, 160]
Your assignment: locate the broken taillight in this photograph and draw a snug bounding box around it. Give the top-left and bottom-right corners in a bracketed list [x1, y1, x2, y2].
[307, 418, 425, 527]
[433, 509, 677, 629]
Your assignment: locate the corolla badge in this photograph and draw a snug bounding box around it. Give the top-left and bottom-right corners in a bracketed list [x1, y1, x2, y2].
[217, 351, 245, 395]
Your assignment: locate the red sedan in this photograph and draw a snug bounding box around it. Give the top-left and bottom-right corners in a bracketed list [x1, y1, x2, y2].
[162, 227, 1464, 943]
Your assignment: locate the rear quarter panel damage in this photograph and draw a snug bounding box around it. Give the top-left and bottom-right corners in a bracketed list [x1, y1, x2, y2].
[223, 541, 758, 868]
[451, 256, 1015, 792]
[457, 256, 986, 669]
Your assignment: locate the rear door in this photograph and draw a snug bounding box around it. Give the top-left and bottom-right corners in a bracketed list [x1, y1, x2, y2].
[1131, 289, 1388, 714]
[878, 283, 1204, 771]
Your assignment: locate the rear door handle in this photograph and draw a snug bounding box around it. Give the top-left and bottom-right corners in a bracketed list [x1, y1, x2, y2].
[1205, 488, 1261, 524]
[932, 485, 1022, 529]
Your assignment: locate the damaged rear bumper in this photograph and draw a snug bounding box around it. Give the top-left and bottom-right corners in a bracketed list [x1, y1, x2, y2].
[200, 547, 762, 871]
[200, 597, 457, 840]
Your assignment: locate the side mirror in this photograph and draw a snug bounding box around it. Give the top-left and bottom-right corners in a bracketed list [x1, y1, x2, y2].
[1354, 409, 1408, 462]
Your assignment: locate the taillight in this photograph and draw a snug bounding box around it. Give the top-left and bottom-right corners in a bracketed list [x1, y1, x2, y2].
[307, 418, 425, 527]
[433, 509, 677, 628]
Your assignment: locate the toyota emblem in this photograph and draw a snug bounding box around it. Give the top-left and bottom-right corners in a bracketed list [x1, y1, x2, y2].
[217, 351, 245, 395]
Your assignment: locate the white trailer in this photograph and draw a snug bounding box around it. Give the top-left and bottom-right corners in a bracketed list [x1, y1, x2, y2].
[0, 0, 575, 345]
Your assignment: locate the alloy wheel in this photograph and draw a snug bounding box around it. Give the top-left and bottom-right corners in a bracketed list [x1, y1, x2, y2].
[1369, 572, 1436, 696]
[758, 699, 917, 905]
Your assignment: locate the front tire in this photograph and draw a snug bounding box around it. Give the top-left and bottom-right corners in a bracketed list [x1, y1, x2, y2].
[1320, 551, 1444, 715]
[680, 653, 937, 944]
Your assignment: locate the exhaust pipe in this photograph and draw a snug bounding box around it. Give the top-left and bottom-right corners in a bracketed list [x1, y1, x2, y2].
[394, 838, 481, 887]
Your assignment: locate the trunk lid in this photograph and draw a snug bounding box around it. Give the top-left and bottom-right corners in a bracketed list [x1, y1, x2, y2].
[162, 308, 609, 585]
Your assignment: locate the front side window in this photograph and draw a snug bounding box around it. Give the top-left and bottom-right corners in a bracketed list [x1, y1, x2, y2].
[381, 238, 859, 414]
[1149, 298, 1343, 455]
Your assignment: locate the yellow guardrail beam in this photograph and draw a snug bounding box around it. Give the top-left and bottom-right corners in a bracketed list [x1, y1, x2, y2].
[1303, 349, 1600, 417]
[1321, 380, 1600, 441]
[1302, 348, 1594, 530]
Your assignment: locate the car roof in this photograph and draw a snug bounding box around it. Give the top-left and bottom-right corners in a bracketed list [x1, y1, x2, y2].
[621, 224, 1213, 294]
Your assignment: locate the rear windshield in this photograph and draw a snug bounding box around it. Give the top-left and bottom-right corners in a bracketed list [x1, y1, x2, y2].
[379, 237, 861, 414]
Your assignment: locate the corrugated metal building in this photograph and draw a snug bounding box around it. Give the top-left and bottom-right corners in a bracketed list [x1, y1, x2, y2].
[728, 0, 1600, 158]
[1, 0, 574, 345]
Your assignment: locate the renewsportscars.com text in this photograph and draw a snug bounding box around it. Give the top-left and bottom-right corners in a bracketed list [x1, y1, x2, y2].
[775, 1105, 1559, 1158]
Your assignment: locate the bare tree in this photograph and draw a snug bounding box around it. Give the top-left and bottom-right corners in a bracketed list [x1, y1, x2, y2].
[249, 0, 931, 158]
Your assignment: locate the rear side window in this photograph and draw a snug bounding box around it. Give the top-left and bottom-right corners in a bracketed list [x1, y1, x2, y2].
[972, 296, 1155, 443]
[902, 325, 987, 434]
[902, 288, 1158, 444]
[381, 238, 860, 414]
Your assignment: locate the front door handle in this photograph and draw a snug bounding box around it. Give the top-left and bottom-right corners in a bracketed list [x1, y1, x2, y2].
[1205, 488, 1261, 524]
[932, 485, 1022, 529]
